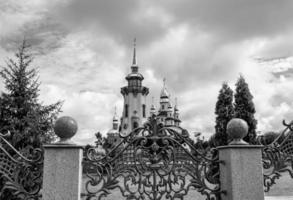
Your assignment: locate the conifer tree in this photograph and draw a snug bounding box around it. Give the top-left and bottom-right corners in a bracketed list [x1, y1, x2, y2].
[234, 75, 257, 143]
[214, 82, 234, 146]
[0, 40, 62, 150]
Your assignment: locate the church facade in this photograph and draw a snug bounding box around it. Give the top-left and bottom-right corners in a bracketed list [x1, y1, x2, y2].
[106, 42, 181, 145]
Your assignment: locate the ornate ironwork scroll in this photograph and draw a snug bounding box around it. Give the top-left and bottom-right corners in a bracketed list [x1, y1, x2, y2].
[0, 133, 43, 199]
[261, 120, 293, 192]
[83, 116, 221, 200]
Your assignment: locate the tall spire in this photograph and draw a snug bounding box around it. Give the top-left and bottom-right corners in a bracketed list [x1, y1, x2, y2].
[160, 78, 169, 98]
[132, 38, 137, 66]
[113, 106, 118, 121]
[150, 96, 156, 115]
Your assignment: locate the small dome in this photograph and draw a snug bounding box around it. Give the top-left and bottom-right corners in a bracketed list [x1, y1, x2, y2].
[160, 87, 169, 98]
[160, 78, 170, 99]
[113, 114, 118, 122]
[174, 105, 179, 112]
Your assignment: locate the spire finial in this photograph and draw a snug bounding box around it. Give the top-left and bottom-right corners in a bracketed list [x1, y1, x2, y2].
[113, 106, 118, 122]
[132, 38, 137, 65]
[175, 97, 178, 106]
[163, 78, 166, 87]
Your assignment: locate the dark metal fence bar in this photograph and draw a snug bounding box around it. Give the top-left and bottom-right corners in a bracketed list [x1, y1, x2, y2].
[260, 120, 293, 192]
[0, 133, 43, 200]
[82, 116, 221, 200]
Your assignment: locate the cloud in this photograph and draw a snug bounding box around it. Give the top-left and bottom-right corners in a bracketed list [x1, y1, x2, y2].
[156, 0, 293, 41]
[1, 0, 293, 145]
[52, 0, 173, 46]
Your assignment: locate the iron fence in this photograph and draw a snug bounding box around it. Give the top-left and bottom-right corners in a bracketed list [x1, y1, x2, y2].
[260, 120, 293, 192]
[82, 116, 221, 200]
[0, 133, 43, 200]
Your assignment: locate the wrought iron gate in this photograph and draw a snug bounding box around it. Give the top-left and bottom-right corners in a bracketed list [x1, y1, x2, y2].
[0, 132, 43, 199]
[260, 120, 293, 192]
[82, 116, 221, 200]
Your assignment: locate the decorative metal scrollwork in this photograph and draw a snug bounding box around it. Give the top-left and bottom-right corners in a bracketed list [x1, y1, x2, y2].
[261, 120, 293, 192]
[0, 133, 43, 199]
[83, 116, 221, 200]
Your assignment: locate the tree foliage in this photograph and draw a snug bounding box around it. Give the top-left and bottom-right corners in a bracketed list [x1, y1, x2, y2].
[0, 40, 62, 150]
[234, 75, 257, 143]
[214, 82, 234, 146]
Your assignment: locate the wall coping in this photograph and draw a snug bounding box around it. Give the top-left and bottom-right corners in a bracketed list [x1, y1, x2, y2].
[217, 145, 263, 150]
[44, 144, 84, 149]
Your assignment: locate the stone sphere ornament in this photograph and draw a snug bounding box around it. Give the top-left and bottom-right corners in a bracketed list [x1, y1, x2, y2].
[54, 116, 78, 144]
[227, 118, 249, 145]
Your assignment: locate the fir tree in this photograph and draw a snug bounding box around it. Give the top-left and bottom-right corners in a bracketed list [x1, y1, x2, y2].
[0, 40, 62, 150]
[214, 82, 234, 146]
[234, 75, 257, 143]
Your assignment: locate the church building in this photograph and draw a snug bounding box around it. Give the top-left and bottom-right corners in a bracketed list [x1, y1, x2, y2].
[106, 41, 181, 145]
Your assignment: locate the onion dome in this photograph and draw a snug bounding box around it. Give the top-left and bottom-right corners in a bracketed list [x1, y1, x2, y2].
[108, 107, 119, 135]
[174, 98, 179, 114]
[160, 78, 169, 98]
[160, 78, 170, 104]
[113, 107, 119, 125]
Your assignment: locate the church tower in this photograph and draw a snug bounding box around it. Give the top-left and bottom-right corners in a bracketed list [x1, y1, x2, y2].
[157, 79, 171, 124]
[174, 98, 181, 127]
[120, 40, 149, 135]
[107, 107, 120, 145]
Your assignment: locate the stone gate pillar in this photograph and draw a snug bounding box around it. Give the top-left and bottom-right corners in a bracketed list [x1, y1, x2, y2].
[218, 118, 264, 200]
[43, 116, 83, 200]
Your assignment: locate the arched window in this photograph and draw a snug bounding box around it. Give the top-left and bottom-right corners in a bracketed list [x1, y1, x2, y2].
[125, 104, 128, 117]
[142, 104, 146, 117]
[133, 121, 139, 129]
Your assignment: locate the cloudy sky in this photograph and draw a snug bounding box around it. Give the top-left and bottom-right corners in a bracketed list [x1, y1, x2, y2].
[1, 0, 293, 144]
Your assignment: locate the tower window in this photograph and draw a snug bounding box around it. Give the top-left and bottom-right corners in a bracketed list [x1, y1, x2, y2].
[162, 105, 165, 110]
[133, 121, 139, 129]
[125, 104, 128, 117]
[142, 104, 146, 117]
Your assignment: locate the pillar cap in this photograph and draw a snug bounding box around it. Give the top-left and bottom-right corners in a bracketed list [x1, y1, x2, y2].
[227, 118, 248, 145]
[54, 116, 78, 144]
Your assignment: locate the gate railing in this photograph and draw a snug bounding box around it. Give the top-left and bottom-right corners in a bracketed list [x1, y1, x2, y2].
[259, 120, 293, 192]
[41, 116, 267, 200]
[83, 116, 221, 200]
[0, 132, 43, 200]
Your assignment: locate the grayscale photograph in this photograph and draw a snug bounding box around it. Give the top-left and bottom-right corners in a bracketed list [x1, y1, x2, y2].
[0, 1, 293, 200]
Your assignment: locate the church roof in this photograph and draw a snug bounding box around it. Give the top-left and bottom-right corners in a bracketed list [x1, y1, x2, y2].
[160, 78, 170, 99]
[125, 39, 144, 81]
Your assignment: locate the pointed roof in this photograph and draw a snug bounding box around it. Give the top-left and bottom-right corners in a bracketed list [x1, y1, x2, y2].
[174, 97, 179, 112]
[113, 106, 118, 122]
[160, 78, 170, 98]
[150, 97, 156, 110]
[126, 38, 144, 80]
